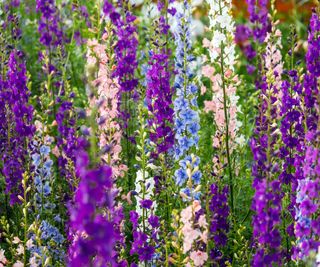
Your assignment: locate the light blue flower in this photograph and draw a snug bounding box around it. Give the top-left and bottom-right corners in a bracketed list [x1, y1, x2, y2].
[43, 183, 51, 196]
[178, 136, 194, 153]
[192, 171, 202, 184]
[187, 83, 198, 95]
[40, 145, 50, 156]
[180, 109, 198, 124]
[32, 153, 41, 167]
[175, 118, 186, 134]
[43, 159, 53, 170]
[175, 168, 188, 186]
[187, 122, 200, 136]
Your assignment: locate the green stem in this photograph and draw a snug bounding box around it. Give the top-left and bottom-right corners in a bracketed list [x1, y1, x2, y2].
[218, 0, 234, 214]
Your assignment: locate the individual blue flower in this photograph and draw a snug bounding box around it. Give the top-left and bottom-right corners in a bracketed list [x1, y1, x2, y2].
[175, 168, 188, 186]
[43, 183, 51, 196]
[43, 159, 53, 170]
[40, 145, 50, 156]
[187, 83, 198, 95]
[34, 176, 41, 186]
[178, 136, 194, 153]
[187, 122, 200, 136]
[175, 118, 186, 134]
[180, 109, 198, 124]
[32, 153, 41, 167]
[192, 170, 202, 184]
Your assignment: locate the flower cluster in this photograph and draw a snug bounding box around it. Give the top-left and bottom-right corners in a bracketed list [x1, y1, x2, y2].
[0, 50, 34, 204]
[250, 13, 284, 266]
[103, 0, 139, 127]
[56, 101, 78, 190]
[130, 202, 160, 263]
[202, 0, 242, 148]
[145, 2, 175, 156]
[36, 0, 64, 47]
[173, 1, 201, 190]
[30, 136, 54, 211]
[180, 200, 208, 266]
[87, 36, 127, 178]
[293, 11, 320, 261]
[246, 0, 270, 43]
[68, 150, 114, 266]
[209, 183, 229, 257]
[235, 0, 270, 75]
[146, 52, 175, 156]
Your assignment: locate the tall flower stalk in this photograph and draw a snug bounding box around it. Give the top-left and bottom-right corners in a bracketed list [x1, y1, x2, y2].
[0, 50, 34, 205]
[173, 0, 201, 193]
[250, 3, 284, 265]
[293, 11, 320, 262]
[86, 30, 128, 265]
[203, 0, 242, 213]
[103, 0, 139, 191]
[145, 0, 175, 157]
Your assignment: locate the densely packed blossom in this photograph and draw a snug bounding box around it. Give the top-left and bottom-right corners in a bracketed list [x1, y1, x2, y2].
[0, 50, 34, 204]
[250, 14, 284, 266]
[103, 0, 139, 127]
[87, 35, 127, 178]
[68, 150, 114, 266]
[293, 11, 320, 261]
[173, 1, 201, 190]
[202, 0, 243, 215]
[36, 0, 64, 47]
[145, 1, 175, 156]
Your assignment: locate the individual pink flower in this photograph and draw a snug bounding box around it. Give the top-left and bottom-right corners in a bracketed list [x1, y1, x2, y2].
[198, 215, 208, 228]
[190, 250, 208, 266]
[202, 65, 215, 80]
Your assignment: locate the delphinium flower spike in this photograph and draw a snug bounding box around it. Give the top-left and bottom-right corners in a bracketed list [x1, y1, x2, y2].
[235, 0, 270, 75]
[203, 0, 243, 213]
[173, 0, 201, 194]
[86, 31, 128, 265]
[103, 0, 139, 192]
[68, 150, 114, 266]
[145, 0, 175, 157]
[277, 26, 304, 259]
[0, 50, 34, 205]
[293, 11, 320, 262]
[250, 3, 284, 266]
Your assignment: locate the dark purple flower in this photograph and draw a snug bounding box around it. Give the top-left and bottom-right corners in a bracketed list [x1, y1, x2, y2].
[68, 150, 115, 266]
[140, 199, 153, 209]
[293, 12, 320, 260]
[36, 0, 64, 47]
[148, 215, 160, 228]
[103, 0, 139, 129]
[209, 183, 230, 249]
[0, 50, 34, 205]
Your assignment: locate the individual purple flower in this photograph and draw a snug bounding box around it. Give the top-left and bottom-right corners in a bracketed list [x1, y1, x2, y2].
[0, 50, 34, 205]
[140, 199, 153, 209]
